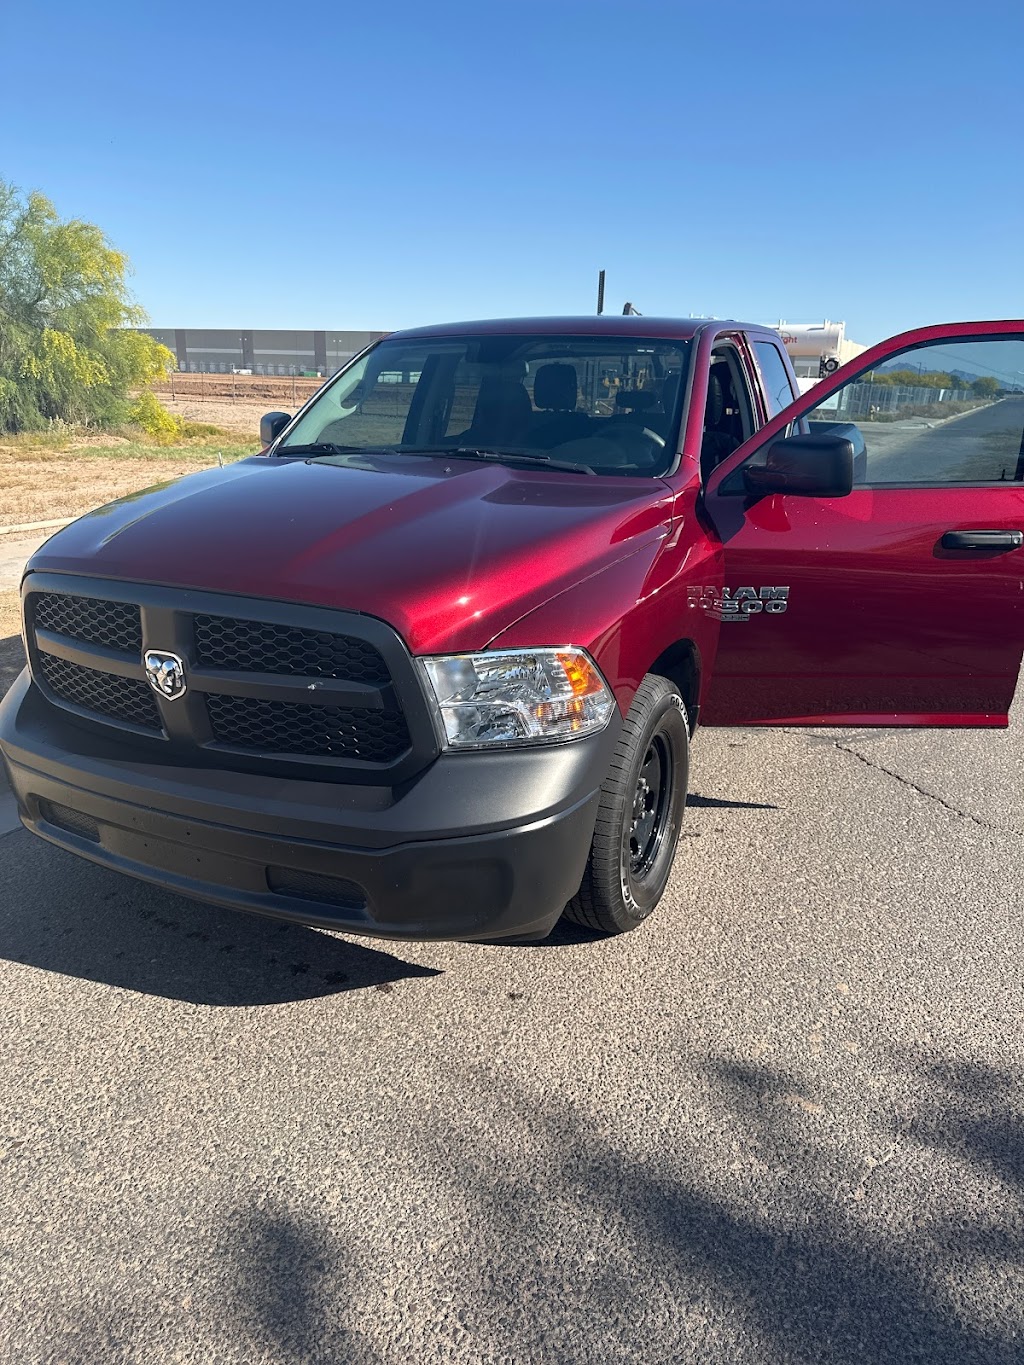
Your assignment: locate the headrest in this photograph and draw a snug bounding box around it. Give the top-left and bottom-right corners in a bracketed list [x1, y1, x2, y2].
[615, 389, 657, 411]
[533, 363, 578, 411]
[471, 378, 532, 434]
[705, 370, 725, 427]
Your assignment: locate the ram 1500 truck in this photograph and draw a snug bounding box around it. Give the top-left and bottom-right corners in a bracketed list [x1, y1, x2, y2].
[2, 317, 1022, 940]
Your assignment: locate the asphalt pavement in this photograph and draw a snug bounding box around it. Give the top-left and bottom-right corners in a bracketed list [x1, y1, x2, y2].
[861, 396, 1024, 482]
[1, 659, 1022, 1363]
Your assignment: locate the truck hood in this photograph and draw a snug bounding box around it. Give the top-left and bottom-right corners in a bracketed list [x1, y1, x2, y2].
[28, 454, 673, 654]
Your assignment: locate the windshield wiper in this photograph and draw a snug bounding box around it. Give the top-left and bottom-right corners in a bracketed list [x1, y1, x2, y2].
[276, 442, 595, 475]
[426, 447, 596, 476]
[274, 442, 370, 456]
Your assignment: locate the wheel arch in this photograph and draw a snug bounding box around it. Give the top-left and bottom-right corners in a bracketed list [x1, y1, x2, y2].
[646, 638, 702, 733]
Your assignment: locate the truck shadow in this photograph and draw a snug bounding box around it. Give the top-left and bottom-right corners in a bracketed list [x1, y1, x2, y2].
[0, 634, 438, 1005]
[0, 631, 25, 698]
[0, 830, 442, 1006]
[687, 792, 778, 809]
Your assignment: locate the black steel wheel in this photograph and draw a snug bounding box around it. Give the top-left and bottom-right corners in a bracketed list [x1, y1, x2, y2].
[564, 673, 690, 935]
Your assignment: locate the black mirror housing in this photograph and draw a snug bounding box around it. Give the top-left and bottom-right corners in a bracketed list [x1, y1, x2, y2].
[743, 433, 855, 499]
[260, 411, 292, 447]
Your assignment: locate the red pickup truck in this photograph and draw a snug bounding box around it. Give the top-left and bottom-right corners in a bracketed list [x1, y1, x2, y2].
[2, 316, 1022, 941]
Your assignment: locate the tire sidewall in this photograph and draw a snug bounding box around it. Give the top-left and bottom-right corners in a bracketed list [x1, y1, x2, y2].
[618, 690, 689, 923]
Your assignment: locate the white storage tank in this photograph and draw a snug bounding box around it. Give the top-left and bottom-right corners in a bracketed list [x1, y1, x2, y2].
[771, 320, 866, 381]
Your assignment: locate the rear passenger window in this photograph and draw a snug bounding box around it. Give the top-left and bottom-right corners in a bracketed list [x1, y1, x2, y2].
[753, 342, 796, 416]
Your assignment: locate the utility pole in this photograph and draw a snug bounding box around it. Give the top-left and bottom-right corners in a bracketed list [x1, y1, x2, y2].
[596, 270, 606, 316]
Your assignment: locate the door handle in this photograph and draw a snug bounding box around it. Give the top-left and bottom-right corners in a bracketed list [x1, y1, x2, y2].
[941, 529, 1024, 551]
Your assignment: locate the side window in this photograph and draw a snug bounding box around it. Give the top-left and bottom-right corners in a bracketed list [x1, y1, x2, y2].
[806, 337, 1024, 486]
[725, 336, 1024, 491]
[701, 344, 756, 477]
[753, 341, 796, 417]
[284, 350, 431, 449]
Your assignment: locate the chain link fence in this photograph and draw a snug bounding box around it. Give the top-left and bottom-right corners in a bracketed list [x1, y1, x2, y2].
[822, 382, 985, 422]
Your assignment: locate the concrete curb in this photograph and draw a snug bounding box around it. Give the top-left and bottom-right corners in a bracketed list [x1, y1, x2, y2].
[0, 517, 75, 537]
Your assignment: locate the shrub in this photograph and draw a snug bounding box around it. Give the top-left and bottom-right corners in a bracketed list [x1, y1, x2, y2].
[128, 390, 184, 444]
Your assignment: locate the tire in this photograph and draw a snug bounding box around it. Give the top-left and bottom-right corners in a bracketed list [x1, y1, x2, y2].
[564, 674, 690, 935]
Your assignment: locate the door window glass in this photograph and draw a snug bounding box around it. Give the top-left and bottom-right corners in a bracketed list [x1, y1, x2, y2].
[753, 341, 797, 416]
[806, 337, 1024, 485]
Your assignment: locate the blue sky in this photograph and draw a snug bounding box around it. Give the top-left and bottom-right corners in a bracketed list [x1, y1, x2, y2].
[1, 0, 1021, 344]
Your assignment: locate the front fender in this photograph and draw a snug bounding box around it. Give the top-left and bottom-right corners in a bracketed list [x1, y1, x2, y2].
[486, 519, 723, 718]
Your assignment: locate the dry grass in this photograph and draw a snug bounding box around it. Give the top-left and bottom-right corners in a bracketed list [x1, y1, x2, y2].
[0, 427, 257, 525]
[1, 449, 218, 523]
[156, 395, 273, 438]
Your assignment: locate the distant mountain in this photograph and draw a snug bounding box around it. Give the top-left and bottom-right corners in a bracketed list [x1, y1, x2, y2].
[874, 359, 972, 379]
[877, 341, 1024, 387]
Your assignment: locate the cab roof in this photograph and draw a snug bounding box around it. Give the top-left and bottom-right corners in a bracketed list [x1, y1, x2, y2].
[389, 316, 779, 342]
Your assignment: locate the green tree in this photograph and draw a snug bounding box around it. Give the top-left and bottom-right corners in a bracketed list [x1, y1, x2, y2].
[0, 181, 174, 432]
[971, 375, 1000, 397]
[874, 368, 955, 389]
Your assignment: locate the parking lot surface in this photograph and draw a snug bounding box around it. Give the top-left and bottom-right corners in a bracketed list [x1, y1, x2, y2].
[1, 664, 1022, 1364]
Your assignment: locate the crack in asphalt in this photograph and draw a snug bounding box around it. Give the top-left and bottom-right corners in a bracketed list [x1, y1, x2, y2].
[830, 740, 1022, 837]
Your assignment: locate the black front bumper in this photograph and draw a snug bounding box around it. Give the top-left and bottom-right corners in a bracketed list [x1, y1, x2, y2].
[0, 671, 615, 941]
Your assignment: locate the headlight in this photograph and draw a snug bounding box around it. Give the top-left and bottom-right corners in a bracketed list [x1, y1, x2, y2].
[419, 648, 616, 748]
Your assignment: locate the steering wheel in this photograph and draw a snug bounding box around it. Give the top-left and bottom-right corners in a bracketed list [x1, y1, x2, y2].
[606, 422, 666, 468]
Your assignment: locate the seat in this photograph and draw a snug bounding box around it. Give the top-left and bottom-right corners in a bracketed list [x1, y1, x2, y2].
[614, 389, 658, 425]
[530, 363, 591, 448]
[456, 377, 532, 447]
[644, 371, 682, 439]
[701, 368, 741, 475]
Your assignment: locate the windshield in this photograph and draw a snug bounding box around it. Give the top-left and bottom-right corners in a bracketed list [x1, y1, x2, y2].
[276, 333, 690, 476]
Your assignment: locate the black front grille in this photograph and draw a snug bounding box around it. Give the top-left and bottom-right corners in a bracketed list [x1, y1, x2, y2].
[26, 579, 432, 778]
[194, 614, 389, 684]
[37, 652, 162, 731]
[33, 593, 142, 654]
[206, 694, 410, 761]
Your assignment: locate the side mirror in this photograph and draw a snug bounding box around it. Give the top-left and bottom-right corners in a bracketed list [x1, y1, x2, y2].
[260, 411, 291, 447]
[743, 433, 854, 499]
[807, 419, 867, 484]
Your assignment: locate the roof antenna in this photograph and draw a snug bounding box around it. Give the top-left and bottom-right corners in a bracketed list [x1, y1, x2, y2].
[596, 269, 606, 316]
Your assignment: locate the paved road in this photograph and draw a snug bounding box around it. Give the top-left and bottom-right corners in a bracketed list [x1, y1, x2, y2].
[1, 672, 1023, 1362]
[861, 396, 1024, 482]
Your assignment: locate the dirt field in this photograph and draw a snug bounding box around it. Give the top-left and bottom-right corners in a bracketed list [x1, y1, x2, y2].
[156, 395, 269, 439]
[153, 373, 324, 406]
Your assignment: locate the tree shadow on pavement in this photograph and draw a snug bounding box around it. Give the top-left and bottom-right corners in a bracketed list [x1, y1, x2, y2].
[357, 1056, 1021, 1364]
[0, 833, 442, 1006]
[218, 1205, 385, 1365]
[22, 1053, 1024, 1363]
